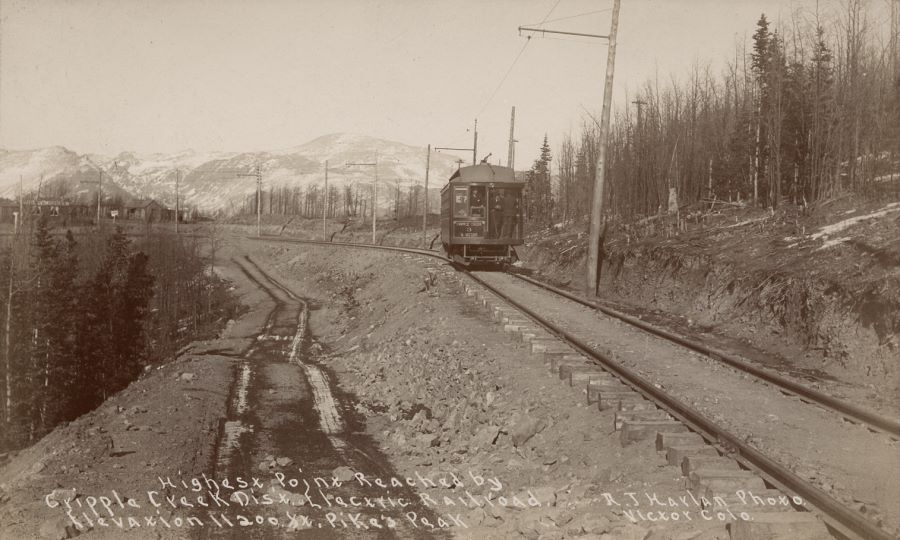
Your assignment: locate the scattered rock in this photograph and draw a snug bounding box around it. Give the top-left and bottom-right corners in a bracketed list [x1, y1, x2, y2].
[472, 424, 501, 449]
[180, 372, 196, 382]
[38, 517, 72, 540]
[275, 457, 293, 467]
[414, 433, 439, 448]
[46, 488, 77, 504]
[332, 466, 355, 482]
[602, 523, 651, 540]
[510, 415, 547, 447]
[527, 486, 557, 507]
[268, 484, 306, 506]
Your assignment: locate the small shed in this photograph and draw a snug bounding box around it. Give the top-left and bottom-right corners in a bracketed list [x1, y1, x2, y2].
[126, 199, 169, 222]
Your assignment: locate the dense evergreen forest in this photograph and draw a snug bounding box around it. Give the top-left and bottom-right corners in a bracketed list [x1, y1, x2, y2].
[0, 222, 238, 451]
[537, 3, 899, 230]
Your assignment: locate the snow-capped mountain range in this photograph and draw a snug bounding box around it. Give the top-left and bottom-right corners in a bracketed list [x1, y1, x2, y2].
[0, 134, 466, 213]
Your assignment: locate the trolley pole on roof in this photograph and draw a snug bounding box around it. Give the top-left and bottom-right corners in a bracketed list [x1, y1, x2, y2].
[519, 0, 621, 296]
[435, 145, 475, 173]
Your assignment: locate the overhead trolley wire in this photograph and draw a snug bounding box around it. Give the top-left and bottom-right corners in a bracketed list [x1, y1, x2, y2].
[446, 0, 566, 147]
[524, 7, 612, 28]
[473, 0, 562, 118]
[475, 37, 531, 117]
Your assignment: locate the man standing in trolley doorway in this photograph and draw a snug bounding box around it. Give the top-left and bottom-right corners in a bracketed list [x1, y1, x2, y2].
[490, 191, 502, 238]
[500, 189, 517, 238]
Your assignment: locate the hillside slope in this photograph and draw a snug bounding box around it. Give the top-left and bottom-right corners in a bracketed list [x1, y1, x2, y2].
[519, 186, 900, 406]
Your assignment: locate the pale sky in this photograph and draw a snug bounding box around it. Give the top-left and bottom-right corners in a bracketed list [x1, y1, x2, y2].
[0, 0, 888, 166]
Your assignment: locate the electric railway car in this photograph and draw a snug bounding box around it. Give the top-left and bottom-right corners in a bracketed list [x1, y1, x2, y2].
[440, 163, 524, 265]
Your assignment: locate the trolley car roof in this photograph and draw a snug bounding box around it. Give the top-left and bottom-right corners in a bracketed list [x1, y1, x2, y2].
[447, 163, 522, 184]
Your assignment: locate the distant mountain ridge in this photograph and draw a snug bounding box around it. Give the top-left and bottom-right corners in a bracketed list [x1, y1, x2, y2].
[0, 134, 464, 213]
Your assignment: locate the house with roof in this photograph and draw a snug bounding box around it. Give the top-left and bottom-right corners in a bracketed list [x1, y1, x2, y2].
[124, 199, 174, 222]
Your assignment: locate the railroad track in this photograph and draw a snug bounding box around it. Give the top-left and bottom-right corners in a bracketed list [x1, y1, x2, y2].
[253, 235, 898, 540]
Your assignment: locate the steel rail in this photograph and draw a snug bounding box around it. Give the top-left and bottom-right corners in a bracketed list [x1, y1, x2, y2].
[508, 273, 900, 439]
[250, 236, 891, 540]
[258, 235, 446, 260]
[469, 273, 892, 540]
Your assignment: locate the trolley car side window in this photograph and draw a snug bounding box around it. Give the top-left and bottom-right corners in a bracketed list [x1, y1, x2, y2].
[454, 188, 469, 217]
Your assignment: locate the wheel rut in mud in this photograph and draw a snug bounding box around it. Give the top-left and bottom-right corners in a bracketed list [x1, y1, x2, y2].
[196, 256, 448, 539]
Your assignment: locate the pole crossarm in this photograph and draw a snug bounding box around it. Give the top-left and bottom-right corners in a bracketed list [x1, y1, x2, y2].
[518, 26, 609, 40]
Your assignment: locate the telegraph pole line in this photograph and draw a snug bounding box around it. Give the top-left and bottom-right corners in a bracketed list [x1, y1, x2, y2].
[423, 144, 431, 249]
[473, 119, 478, 165]
[519, 0, 621, 296]
[175, 169, 180, 234]
[892, 0, 899, 80]
[507, 106, 517, 169]
[15, 176, 23, 234]
[79, 169, 103, 226]
[346, 158, 378, 244]
[97, 169, 102, 225]
[237, 164, 262, 237]
[324, 160, 329, 241]
[587, 0, 620, 296]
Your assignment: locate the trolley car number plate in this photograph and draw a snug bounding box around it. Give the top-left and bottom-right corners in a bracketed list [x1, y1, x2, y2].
[455, 221, 484, 237]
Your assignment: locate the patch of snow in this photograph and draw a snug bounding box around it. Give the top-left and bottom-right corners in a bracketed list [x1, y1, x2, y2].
[810, 202, 900, 240]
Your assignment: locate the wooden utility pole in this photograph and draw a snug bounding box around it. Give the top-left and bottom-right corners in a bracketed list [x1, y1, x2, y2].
[97, 170, 102, 224]
[175, 169, 180, 234]
[507, 106, 517, 169]
[519, 2, 620, 295]
[346, 158, 378, 243]
[238, 164, 262, 237]
[473, 119, 478, 165]
[892, 0, 899, 80]
[423, 145, 430, 248]
[373, 155, 377, 243]
[324, 160, 329, 241]
[79, 169, 104, 226]
[586, 0, 620, 296]
[16, 176, 23, 234]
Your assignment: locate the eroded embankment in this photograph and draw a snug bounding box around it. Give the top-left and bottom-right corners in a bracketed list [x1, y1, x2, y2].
[518, 227, 900, 404]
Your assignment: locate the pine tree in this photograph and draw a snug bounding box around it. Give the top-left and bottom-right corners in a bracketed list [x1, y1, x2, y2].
[525, 135, 554, 229]
[30, 217, 59, 435]
[50, 231, 81, 422]
[111, 251, 154, 389]
[751, 14, 772, 206]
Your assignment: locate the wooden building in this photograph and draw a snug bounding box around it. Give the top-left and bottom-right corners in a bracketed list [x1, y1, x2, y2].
[125, 199, 173, 222]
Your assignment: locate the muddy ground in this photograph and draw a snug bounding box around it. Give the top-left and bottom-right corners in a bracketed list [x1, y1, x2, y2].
[1, 234, 772, 540]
